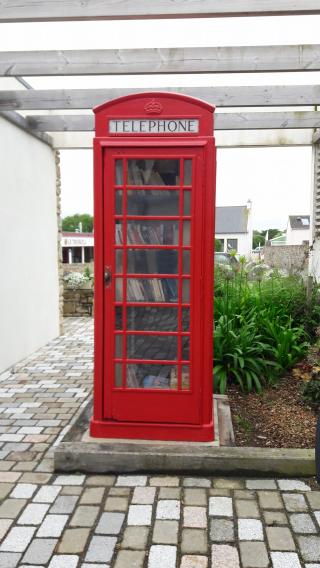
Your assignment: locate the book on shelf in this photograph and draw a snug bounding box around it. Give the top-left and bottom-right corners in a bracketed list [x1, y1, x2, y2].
[126, 366, 140, 388]
[127, 278, 177, 303]
[123, 222, 178, 245]
[115, 224, 123, 244]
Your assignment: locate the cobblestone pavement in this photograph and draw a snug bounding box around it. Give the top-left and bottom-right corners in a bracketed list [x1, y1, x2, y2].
[0, 317, 319, 568]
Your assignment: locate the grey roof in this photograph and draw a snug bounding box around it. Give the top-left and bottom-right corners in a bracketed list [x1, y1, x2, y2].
[215, 206, 249, 234]
[289, 215, 310, 229]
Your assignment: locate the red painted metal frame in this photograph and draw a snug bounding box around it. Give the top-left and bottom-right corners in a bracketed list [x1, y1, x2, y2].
[91, 92, 216, 442]
[106, 147, 201, 425]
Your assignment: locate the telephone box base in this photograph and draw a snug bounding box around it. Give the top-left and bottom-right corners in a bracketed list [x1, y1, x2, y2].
[90, 418, 214, 443]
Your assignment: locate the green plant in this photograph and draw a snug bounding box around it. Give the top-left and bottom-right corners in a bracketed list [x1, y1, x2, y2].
[261, 318, 309, 372]
[302, 376, 320, 405]
[213, 316, 276, 393]
[83, 266, 94, 282]
[213, 259, 319, 393]
[234, 415, 252, 434]
[64, 272, 89, 291]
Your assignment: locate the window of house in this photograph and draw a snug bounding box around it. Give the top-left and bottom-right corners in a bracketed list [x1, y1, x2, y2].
[72, 247, 82, 263]
[227, 239, 238, 252]
[216, 238, 224, 251]
[84, 246, 94, 263]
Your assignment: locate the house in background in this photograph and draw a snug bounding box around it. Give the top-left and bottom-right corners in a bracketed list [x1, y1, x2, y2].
[62, 232, 94, 264]
[286, 215, 310, 245]
[215, 201, 253, 257]
[269, 233, 286, 246]
[62, 203, 254, 265]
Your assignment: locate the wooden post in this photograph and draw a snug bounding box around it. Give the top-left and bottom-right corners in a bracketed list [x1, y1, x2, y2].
[316, 415, 320, 484]
[309, 143, 320, 281]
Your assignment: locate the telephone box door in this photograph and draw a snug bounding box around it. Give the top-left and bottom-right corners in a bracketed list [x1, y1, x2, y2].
[104, 145, 206, 425]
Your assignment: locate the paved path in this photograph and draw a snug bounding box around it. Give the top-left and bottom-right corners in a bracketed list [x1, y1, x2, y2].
[0, 317, 319, 568]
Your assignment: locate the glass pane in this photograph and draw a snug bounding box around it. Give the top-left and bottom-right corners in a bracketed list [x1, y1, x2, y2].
[184, 159, 192, 186]
[127, 306, 178, 331]
[115, 159, 123, 185]
[127, 335, 177, 360]
[127, 190, 179, 216]
[227, 238, 238, 252]
[115, 221, 123, 244]
[182, 251, 190, 274]
[127, 159, 180, 186]
[115, 334, 122, 357]
[182, 280, 190, 303]
[182, 337, 190, 361]
[182, 365, 190, 390]
[184, 191, 191, 215]
[116, 250, 123, 273]
[126, 364, 178, 389]
[127, 220, 179, 245]
[183, 221, 190, 245]
[116, 278, 123, 301]
[127, 250, 178, 275]
[115, 307, 122, 330]
[182, 308, 190, 331]
[115, 190, 122, 215]
[115, 363, 122, 387]
[127, 279, 178, 302]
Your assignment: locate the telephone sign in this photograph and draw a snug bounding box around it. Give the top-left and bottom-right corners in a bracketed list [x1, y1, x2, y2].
[109, 118, 199, 134]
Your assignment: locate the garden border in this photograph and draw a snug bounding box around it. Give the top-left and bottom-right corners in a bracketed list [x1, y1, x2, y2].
[54, 398, 315, 476]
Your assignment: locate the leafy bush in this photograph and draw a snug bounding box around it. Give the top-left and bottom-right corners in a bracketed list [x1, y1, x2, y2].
[214, 316, 276, 393]
[302, 373, 320, 405]
[261, 318, 308, 372]
[64, 272, 90, 291]
[213, 262, 317, 394]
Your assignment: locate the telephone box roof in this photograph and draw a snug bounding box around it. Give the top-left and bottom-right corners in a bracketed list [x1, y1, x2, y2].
[93, 91, 215, 114]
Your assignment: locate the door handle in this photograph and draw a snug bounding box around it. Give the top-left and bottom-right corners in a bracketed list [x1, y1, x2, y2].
[104, 266, 112, 287]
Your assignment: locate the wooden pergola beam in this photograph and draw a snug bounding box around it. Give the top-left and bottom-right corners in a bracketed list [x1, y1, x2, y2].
[0, 111, 53, 145]
[2, 45, 320, 76]
[26, 111, 320, 132]
[50, 130, 314, 149]
[1, 85, 320, 110]
[1, 0, 320, 23]
[312, 129, 320, 143]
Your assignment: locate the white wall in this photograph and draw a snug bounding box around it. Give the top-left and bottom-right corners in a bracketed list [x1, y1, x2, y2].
[216, 233, 252, 257]
[0, 117, 59, 373]
[286, 224, 310, 245]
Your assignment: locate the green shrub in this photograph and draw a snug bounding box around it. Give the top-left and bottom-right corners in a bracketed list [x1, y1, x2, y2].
[302, 376, 320, 405]
[213, 262, 317, 394]
[214, 316, 276, 394]
[261, 317, 308, 372]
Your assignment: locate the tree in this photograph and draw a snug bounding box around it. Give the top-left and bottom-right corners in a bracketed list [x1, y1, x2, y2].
[252, 228, 282, 249]
[263, 228, 282, 241]
[62, 214, 93, 233]
[252, 230, 265, 250]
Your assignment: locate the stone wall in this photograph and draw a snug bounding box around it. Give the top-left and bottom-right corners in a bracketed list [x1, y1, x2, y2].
[63, 287, 94, 317]
[62, 263, 94, 276]
[264, 243, 309, 275]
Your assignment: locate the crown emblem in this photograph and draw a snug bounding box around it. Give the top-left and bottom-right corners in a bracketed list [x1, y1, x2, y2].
[144, 98, 163, 115]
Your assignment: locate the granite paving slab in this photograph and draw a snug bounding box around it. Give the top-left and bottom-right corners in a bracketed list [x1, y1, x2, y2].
[0, 318, 318, 567]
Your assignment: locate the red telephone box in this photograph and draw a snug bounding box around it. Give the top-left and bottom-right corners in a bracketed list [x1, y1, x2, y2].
[90, 92, 216, 442]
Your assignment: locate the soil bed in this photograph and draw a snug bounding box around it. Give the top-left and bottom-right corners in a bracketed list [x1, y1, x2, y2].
[228, 375, 318, 449]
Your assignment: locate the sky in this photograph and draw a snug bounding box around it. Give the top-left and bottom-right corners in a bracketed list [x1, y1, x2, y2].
[0, 15, 319, 230]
